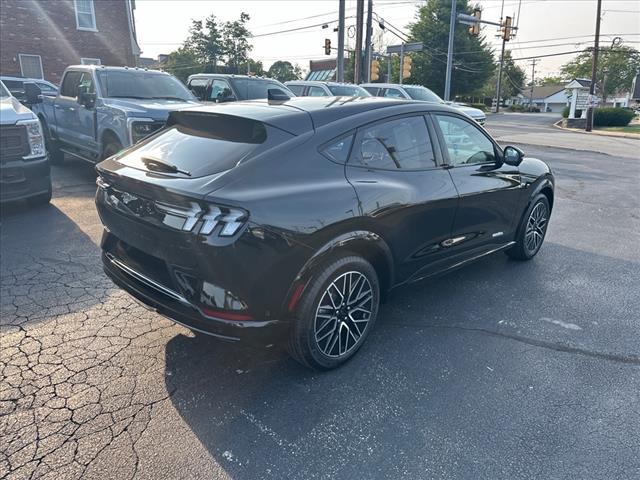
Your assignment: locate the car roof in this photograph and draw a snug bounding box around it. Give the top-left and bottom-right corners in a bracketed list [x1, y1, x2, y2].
[66, 65, 171, 75]
[0, 75, 55, 84]
[178, 96, 452, 135]
[187, 73, 283, 83]
[286, 81, 363, 87]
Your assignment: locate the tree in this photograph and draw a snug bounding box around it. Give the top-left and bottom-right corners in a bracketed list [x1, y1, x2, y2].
[408, 0, 495, 97]
[222, 12, 252, 73]
[184, 15, 224, 72]
[247, 59, 266, 76]
[163, 47, 202, 83]
[560, 46, 640, 101]
[267, 61, 301, 82]
[536, 75, 566, 86]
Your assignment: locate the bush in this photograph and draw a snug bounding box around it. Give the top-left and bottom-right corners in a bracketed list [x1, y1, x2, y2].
[593, 107, 635, 127]
[468, 103, 487, 112]
[508, 104, 526, 112]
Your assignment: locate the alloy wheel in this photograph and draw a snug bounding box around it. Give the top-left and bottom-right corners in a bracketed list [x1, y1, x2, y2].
[313, 271, 373, 358]
[525, 202, 548, 254]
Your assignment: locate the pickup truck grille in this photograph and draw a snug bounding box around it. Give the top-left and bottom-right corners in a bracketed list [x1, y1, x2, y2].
[0, 125, 29, 163]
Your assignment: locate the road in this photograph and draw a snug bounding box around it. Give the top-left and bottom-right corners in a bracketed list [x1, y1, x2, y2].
[1, 114, 639, 480]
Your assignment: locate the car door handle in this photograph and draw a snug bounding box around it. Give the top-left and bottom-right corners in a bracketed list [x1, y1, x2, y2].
[69, 107, 75, 112]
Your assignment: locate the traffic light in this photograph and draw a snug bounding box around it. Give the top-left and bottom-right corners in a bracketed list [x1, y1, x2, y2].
[370, 59, 380, 82]
[402, 55, 412, 80]
[502, 16, 512, 41]
[468, 8, 481, 36]
[324, 38, 331, 55]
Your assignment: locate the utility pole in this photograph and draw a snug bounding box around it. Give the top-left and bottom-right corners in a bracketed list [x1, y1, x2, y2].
[444, 0, 457, 101]
[586, 0, 602, 132]
[494, 16, 512, 113]
[354, 0, 365, 84]
[337, 0, 345, 82]
[528, 58, 537, 111]
[364, 0, 373, 83]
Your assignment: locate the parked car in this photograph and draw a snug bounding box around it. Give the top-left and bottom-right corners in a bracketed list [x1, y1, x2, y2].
[29, 65, 199, 165]
[95, 96, 554, 370]
[285, 81, 371, 97]
[361, 83, 487, 125]
[0, 80, 51, 205]
[0, 75, 58, 103]
[186, 74, 294, 103]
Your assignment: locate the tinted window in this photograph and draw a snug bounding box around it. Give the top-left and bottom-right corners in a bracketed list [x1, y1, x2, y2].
[96, 70, 194, 101]
[117, 112, 294, 178]
[287, 84, 305, 96]
[403, 86, 442, 103]
[60, 71, 83, 97]
[362, 86, 380, 96]
[229, 78, 293, 100]
[78, 72, 94, 94]
[321, 134, 354, 164]
[188, 78, 209, 100]
[210, 79, 234, 101]
[383, 88, 405, 98]
[36, 82, 57, 95]
[354, 116, 436, 170]
[308, 86, 327, 97]
[328, 85, 370, 96]
[435, 114, 495, 166]
[2, 80, 25, 100]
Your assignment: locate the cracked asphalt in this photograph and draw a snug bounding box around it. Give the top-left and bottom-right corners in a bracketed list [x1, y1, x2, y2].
[1, 116, 639, 479]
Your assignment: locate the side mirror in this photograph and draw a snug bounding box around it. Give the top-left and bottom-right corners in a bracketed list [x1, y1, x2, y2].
[78, 85, 96, 108]
[267, 88, 291, 102]
[503, 145, 524, 166]
[23, 82, 42, 105]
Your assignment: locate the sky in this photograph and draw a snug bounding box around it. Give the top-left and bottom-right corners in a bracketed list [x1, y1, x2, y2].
[133, 0, 640, 80]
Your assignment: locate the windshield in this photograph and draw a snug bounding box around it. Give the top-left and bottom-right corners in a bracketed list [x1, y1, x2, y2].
[0, 81, 9, 98]
[229, 78, 294, 100]
[403, 86, 443, 103]
[97, 70, 195, 101]
[328, 85, 370, 96]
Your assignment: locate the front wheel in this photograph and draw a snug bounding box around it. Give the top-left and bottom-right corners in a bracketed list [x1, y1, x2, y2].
[287, 255, 380, 370]
[506, 194, 550, 260]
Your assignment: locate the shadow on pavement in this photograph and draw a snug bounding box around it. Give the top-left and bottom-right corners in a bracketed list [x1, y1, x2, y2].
[163, 242, 640, 479]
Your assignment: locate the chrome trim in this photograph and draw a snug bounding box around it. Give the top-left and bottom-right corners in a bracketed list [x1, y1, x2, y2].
[105, 252, 188, 304]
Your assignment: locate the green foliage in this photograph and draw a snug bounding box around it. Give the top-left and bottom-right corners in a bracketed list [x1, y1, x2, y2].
[267, 61, 302, 82]
[560, 46, 640, 99]
[184, 15, 224, 69]
[468, 103, 487, 111]
[163, 47, 203, 83]
[537, 76, 566, 86]
[475, 50, 525, 99]
[593, 107, 635, 127]
[561, 106, 582, 118]
[222, 12, 252, 72]
[247, 59, 266, 76]
[408, 0, 495, 97]
[508, 104, 526, 112]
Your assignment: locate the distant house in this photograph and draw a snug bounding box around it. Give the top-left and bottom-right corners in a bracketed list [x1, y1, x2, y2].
[517, 84, 568, 113]
[306, 58, 337, 81]
[0, 0, 140, 84]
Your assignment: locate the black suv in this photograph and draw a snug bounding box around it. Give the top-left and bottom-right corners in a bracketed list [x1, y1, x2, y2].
[186, 74, 294, 103]
[96, 96, 554, 369]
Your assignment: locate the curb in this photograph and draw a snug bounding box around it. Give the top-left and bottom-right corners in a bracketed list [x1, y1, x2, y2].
[552, 120, 640, 139]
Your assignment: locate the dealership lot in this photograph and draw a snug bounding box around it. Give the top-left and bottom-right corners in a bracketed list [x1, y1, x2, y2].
[1, 117, 639, 479]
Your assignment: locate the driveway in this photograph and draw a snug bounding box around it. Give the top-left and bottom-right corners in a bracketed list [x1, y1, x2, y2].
[1, 131, 639, 479]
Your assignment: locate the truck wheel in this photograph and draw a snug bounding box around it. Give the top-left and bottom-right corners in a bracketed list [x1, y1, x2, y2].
[287, 255, 380, 370]
[102, 139, 123, 160]
[42, 121, 64, 165]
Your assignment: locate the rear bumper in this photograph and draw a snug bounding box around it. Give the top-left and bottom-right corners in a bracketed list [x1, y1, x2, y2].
[102, 250, 288, 346]
[0, 155, 51, 202]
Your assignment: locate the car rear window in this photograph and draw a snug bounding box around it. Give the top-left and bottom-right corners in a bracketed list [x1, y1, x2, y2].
[230, 78, 294, 100]
[116, 111, 294, 178]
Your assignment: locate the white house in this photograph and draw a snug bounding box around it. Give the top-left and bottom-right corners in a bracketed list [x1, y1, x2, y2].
[517, 84, 568, 113]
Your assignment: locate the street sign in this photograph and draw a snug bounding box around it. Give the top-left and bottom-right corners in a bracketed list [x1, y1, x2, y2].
[386, 42, 423, 54]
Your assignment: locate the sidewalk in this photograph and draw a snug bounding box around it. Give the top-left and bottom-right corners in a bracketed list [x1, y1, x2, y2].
[553, 121, 640, 140]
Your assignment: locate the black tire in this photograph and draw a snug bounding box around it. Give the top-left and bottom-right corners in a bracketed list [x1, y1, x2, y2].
[42, 120, 64, 165]
[27, 187, 52, 207]
[506, 194, 550, 261]
[287, 255, 380, 370]
[102, 138, 123, 160]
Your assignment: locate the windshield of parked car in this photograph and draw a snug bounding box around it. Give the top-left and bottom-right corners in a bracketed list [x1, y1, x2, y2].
[229, 78, 295, 100]
[97, 70, 195, 101]
[328, 85, 370, 96]
[0, 81, 9, 98]
[403, 86, 443, 103]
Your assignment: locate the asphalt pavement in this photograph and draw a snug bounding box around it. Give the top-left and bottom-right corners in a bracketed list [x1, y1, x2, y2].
[1, 114, 639, 480]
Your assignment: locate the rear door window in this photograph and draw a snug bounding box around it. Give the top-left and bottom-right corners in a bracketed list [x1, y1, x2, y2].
[188, 78, 209, 100]
[210, 80, 234, 101]
[352, 116, 436, 170]
[116, 112, 294, 178]
[383, 88, 405, 99]
[320, 134, 354, 164]
[287, 84, 305, 96]
[308, 86, 327, 97]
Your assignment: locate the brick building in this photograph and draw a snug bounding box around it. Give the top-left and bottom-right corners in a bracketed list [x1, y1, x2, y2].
[0, 0, 141, 84]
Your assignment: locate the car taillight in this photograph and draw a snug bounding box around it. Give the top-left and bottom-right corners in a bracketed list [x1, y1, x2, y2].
[198, 206, 247, 236]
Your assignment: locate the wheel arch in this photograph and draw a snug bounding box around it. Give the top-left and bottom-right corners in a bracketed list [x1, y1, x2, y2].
[284, 230, 395, 315]
[100, 128, 125, 153]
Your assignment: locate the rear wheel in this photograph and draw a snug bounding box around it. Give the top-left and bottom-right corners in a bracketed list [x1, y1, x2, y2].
[287, 255, 380, 370]
[506, 194, 550, 260]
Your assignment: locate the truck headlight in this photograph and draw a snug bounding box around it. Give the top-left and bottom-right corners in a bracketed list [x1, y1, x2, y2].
[128, 118, 164, 145]
[16, 119, 45, 160]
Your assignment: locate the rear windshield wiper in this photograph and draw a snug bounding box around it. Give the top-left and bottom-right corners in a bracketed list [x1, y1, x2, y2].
[141, 156, 191, 176]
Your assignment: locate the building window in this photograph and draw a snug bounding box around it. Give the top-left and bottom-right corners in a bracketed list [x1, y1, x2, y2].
[18, 54, 44, 79]
[74, 0, 97, 31]
[81, 58, 101, 65]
